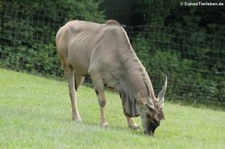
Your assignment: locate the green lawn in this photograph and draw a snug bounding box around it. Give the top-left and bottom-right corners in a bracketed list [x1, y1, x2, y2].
[0, 68, 225, 149]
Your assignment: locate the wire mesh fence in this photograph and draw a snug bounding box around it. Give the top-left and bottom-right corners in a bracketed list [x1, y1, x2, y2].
[0, 2, 224, 105]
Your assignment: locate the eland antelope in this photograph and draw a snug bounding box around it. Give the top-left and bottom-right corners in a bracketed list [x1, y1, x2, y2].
[55, 20, 167, 135]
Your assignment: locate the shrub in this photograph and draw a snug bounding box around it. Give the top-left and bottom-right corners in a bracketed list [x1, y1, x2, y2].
[132, 34, 224, 102]
[0, 43, 63, 77]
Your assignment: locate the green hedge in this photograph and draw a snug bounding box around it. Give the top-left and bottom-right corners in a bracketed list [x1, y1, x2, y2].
[132, 34, 225, 103]
[0, 43, 63, 77]
[0, 0, 105, 77]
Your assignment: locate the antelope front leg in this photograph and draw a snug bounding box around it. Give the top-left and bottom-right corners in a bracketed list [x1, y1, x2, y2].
[95, 90, 108, 128]
[90, 71, 108, 128]
[127, 117, 139, 130]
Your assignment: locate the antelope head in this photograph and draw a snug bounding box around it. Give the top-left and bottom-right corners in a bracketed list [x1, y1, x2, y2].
[136, 76, 167, 135]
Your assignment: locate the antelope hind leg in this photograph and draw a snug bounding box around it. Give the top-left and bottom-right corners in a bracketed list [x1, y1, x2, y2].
[91, 74, 108, 128]
[67, 70, 82, 122]
[61, 60, 82, 122]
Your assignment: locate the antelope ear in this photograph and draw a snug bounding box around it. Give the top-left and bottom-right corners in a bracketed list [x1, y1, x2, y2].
[158, 76, 167, 109]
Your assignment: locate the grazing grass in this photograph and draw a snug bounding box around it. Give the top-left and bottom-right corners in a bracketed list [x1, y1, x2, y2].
[0, 68, 225, 149]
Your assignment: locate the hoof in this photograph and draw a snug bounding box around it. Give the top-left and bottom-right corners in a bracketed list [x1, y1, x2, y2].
[129, 124, 140, 130]
[101, 122, 109, 128]
[72, 117, 82, 123]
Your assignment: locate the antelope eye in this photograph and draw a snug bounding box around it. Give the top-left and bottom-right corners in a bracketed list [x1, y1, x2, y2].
[146, 106, 155, 116]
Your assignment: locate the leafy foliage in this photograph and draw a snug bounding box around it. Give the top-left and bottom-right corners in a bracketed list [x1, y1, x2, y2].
[132, 33, 225, 103]
[102, 0, 225, 37]
[0, 0, 105, 77]
[0, 44, 63, 77]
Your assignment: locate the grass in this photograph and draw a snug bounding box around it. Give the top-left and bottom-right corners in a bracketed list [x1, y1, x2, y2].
[0, 68, 225, 149]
